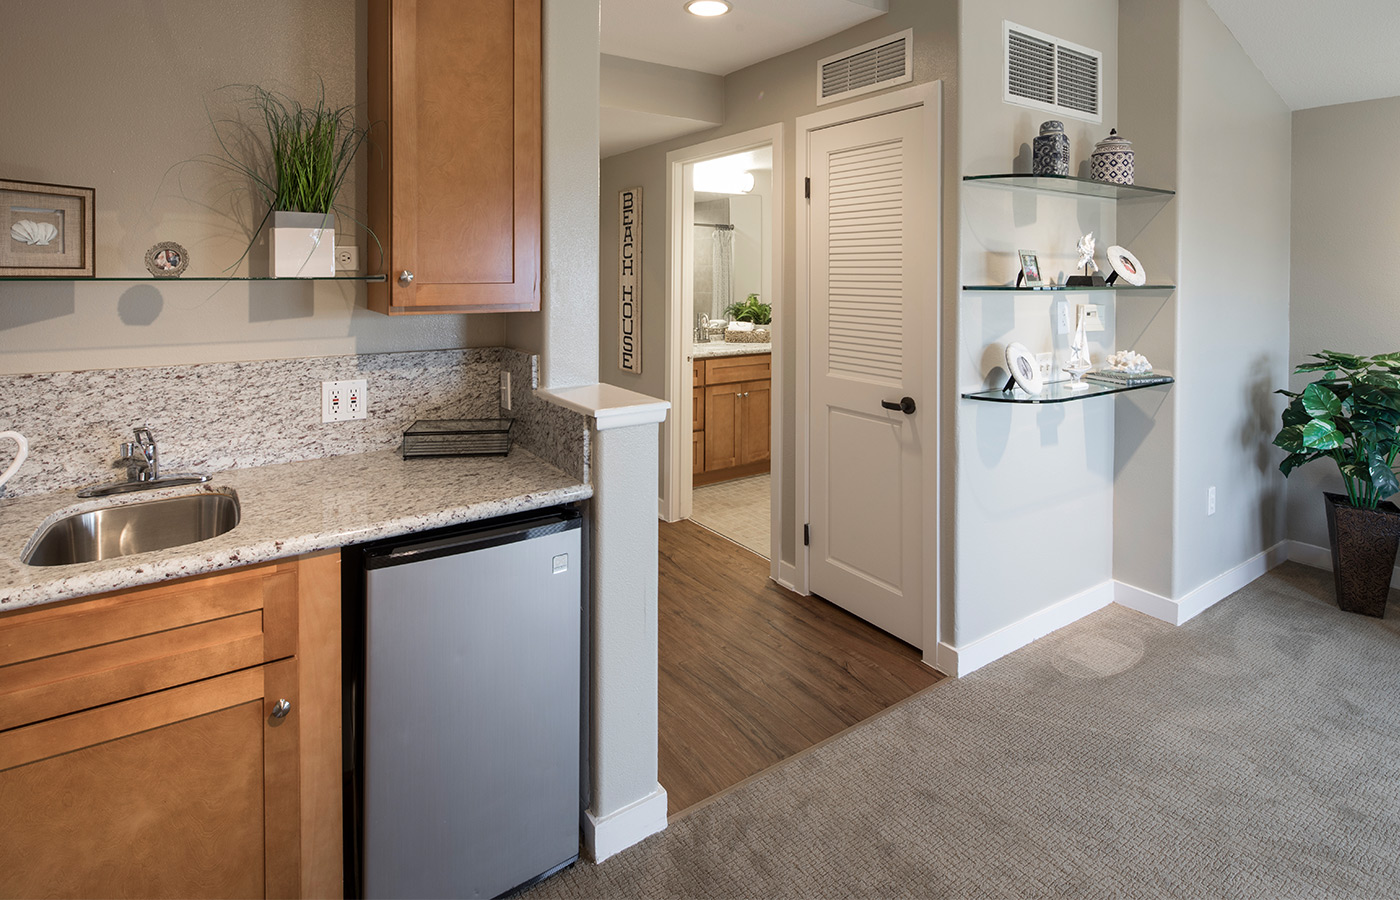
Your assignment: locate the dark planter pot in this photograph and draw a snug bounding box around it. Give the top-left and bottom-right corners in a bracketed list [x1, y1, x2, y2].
[1323, 492, 1400, 617]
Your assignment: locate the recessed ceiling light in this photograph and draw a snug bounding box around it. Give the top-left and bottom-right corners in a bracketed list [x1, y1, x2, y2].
[685, 0, 731, 17]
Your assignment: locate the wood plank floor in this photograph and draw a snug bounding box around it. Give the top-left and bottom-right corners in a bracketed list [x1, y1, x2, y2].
[659, 519, 942, 816]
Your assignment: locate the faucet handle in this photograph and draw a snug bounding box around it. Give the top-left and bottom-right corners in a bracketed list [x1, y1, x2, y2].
[131, 427, 158, 479]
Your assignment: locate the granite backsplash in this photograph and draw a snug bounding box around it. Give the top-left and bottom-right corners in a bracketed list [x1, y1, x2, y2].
[0, 347, 588, 498]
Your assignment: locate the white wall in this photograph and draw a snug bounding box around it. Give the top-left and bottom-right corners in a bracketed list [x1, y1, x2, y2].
[1288, 96, 1400, 548]
[1172, 0, 1291, 594]
[955, 0, 1119, 645]
[0, 0, 493, 375]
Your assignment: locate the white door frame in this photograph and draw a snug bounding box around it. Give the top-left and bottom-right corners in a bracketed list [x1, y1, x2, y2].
[795, 81, 943, 657]
[661, 124, 786, 578]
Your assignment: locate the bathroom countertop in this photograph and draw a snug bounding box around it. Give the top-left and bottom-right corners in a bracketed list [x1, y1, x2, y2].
[0, 448, 591, 611]
[691, 342, 772, 360]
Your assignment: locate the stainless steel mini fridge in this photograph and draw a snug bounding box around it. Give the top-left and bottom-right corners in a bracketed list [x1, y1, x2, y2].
[349, 507, 582, 899]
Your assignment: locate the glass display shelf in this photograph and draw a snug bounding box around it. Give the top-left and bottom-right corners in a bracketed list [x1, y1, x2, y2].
[0, 274, 387, 284]
[963, 283, 1175, 292]
[963, 173, 1175, 201]
[962, 375, 1175, 404]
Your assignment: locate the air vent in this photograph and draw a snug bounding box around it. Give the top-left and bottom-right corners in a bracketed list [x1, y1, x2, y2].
[817, 29, 913, 105]
[1003, 21, 1101, 123]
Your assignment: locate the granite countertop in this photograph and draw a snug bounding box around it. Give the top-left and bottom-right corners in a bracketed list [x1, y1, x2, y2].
[691, 342, 772, 360]
[0, 448, 591, 611]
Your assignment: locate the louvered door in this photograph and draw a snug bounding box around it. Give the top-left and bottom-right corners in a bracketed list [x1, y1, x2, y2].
[808, 106, 929, 647]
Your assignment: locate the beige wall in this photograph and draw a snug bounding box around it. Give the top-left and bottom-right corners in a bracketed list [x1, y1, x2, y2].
[1173, 0, 1291, 594]
[598, 0, 959, 570]
[1288, 96, 1400, 549]
[955, 0, 1119, 645]
[0, 0, 501, 375]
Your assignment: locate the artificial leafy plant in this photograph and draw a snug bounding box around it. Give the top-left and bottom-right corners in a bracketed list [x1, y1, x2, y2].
[1274, 350, 1400, 509]
[724, 295, 772, 325]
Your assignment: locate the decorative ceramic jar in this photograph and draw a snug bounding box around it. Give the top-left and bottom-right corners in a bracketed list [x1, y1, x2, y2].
[270, 210, 336, 278]
[1032, 120, 1070, 176]
[1090, 129, 1134, 185]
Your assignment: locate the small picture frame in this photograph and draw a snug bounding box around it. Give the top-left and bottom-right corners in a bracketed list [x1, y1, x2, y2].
[0, 179, 95, 278]
[1105, 245, 1147, 286]
[145, 241, 189, 278]
[1017, 249, 1045, 288]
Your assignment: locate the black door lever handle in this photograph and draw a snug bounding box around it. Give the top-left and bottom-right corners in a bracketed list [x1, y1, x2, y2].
[881, 397, 916, 414]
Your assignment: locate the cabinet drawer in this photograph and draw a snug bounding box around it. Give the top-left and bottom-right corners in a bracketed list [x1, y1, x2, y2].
[0, 561, 298, 731]
[705, 353, 770, 385]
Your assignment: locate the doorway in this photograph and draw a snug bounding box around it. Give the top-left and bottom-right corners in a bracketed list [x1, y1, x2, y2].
[662, 125, 785, 577]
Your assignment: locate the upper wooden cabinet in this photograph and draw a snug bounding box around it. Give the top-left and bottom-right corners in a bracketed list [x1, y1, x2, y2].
[367, 0, 542, 314]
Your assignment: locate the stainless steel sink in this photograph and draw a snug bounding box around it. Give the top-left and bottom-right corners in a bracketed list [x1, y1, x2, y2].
[22, 490, 240, 567]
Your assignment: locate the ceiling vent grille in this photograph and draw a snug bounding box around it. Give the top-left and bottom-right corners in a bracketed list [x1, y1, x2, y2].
[817, 29, 913, 106]
[1003, 21, 1102, 123]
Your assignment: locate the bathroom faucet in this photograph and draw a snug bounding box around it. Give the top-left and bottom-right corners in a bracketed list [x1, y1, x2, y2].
[115, 427, 160, 482]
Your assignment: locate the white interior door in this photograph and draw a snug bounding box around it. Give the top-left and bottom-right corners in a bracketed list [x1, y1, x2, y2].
[808, 105, 932, 648]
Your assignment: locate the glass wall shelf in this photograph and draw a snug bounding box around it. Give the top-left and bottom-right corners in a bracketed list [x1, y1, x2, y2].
[962, 376, 1175, 404]
[963, 283, 1175, 292]
[0, 274, 387, 284]
[963, 173, 1175, 200]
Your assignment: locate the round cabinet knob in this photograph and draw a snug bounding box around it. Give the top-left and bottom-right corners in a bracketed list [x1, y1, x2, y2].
[271, 699, 292, 719]
[398, 270, 415, 287]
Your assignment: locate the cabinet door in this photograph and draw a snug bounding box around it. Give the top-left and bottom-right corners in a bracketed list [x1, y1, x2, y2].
[692, 431, 704, 475]
[739, 378, 771, 466]
[368, 0, 541, 314]
[703, 382, 741, 471]
[0, 662, 300, 899]
[692, 385, 704, 432]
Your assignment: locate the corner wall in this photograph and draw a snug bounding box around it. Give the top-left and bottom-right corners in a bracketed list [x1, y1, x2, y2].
[1288, 96, 1400, 550]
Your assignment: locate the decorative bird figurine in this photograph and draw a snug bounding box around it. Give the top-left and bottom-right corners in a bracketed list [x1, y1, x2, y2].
[1076, 232, 1099, 274]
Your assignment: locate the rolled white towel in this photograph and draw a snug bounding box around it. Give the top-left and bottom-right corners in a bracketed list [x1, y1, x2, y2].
[727, 321, 755, 332]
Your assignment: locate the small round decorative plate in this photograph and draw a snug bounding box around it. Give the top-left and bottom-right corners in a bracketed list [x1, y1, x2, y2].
[1106, 245, 1146, 286]
[1005, 341, 1044, 396]
[145, 241, 189, 278]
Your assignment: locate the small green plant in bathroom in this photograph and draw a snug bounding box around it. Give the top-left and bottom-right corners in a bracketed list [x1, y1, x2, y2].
[724, 294, 772, 325]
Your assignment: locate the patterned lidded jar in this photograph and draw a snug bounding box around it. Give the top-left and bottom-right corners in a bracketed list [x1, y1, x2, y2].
[1032, 120, 1070, 176]
[1090, 129, 1134, 184]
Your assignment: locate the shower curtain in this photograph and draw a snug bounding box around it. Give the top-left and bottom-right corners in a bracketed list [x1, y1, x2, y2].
[711, 224, 734, 319]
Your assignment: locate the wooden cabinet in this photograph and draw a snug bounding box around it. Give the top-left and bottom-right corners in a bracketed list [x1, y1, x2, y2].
[693, 353, 771, 486]
[367, 0, 541, 315]
[0, 554, 342, 899]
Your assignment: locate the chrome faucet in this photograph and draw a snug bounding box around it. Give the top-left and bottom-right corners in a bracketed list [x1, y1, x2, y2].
[115, 427, 160, 482]
[77, 427, 210, 498]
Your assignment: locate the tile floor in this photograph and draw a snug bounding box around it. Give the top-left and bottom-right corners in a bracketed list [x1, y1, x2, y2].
[689, 473, 770, 558]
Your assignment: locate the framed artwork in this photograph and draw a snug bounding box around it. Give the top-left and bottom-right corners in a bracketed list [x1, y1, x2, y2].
[145, 241, 189, 278]
[1, 179, 95, 278]
[1017, 249, 1045, 288]
[1105, 244, 1146, 286]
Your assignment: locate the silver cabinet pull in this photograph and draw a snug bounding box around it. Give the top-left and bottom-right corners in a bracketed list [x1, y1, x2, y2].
[398, 270, 415, 287]
[272, 699, 292, 719]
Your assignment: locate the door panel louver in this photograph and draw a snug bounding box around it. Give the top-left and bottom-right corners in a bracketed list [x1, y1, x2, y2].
[825, 140, 904, 382]
[817, 29, 913, 105]
[1003, 21, 1101, 123]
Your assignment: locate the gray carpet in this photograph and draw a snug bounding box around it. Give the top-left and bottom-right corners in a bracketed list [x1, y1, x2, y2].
[532, 562, 1400, 899]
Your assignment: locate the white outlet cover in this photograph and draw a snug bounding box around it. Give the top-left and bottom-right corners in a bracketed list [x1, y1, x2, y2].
[322, 379, 368, 422]
[1080, 304, 1106, 332]
[1056, 303, 1071, 335]
[335, 245, 359, 271]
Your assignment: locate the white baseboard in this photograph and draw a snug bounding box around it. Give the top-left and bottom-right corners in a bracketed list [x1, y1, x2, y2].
[1117, 542, 1289, 625]
[583, 783, 668, 863]
[1288, 539, 1400, 588]
[777, 561, 803, 594]
[937, 580, 1116, 677]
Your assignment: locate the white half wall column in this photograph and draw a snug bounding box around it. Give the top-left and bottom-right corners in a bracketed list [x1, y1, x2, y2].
[539, 384, 670, 862]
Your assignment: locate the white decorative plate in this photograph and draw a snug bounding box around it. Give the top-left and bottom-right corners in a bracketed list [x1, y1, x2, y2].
[1005, 342, 1043, 396]
[1106, 245, 1146, 286]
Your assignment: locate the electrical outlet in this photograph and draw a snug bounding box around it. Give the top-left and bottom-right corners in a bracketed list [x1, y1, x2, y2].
[1056, 302, 1071, 335]
[335, 245, 359, 271]
[1208, 486, 1216, 516]
[322, 379, 368, 422]
[1036, 352, 1055, 379]
[1080, 304, 1105, 332]
[500, 371, 512, 412]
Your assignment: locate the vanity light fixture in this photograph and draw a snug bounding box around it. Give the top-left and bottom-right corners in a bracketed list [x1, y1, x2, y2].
[685, 0, 732, 17]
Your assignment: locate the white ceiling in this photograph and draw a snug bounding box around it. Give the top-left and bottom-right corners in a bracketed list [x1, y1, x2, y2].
[600, 0, 888, 76]
[1204, 0, 1400, 110]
